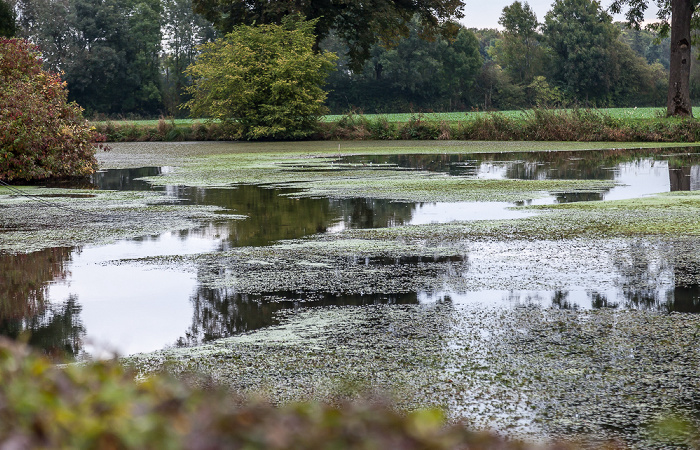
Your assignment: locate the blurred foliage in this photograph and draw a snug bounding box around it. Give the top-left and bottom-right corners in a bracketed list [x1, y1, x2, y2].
[0, 38, 104, 181]
[0, 337, 546, 449]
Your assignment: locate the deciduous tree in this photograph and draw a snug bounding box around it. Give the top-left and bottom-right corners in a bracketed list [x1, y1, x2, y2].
[12, 0, 164, 116]
[543, 0, 620, 104]
[183, 18, 337, 139]
[491, 1, 545, 84]
[0, 0, 16, 36]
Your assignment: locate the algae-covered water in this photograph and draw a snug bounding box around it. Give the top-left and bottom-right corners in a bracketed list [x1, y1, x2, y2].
[2, 141, 700, 445]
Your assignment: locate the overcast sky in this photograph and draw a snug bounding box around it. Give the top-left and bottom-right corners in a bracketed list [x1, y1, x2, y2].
[458, 0, 660, 29]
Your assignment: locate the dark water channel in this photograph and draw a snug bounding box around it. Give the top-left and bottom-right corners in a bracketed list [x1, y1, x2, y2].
[2, 147, 700, 358]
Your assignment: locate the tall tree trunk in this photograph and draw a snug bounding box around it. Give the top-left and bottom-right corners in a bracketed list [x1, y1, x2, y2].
[667, 0, 693, 116]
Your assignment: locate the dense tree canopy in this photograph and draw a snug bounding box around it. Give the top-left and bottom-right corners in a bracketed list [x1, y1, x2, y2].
[490, 1, 545, 84]
[7, 0, 677, 117]
[325, 20, 482, 112]
[184, 18, 337, 139]
[161, 0, 217, 115]
[13, 0, 165, 115]
[191, 0, 464, 70]
[544, 0, 620, 103]
[0, 0, 15, 36]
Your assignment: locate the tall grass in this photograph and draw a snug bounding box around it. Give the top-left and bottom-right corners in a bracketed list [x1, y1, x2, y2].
[94, 108, 700, 143]
[320, 109, 700, 142]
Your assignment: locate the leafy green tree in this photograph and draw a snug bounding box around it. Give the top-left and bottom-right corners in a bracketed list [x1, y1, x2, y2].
[491, 1, 545, 84]
[616, 22, 671, 69]
[65, 0, 163, 115]
[13, 0, 164, 116]
[526, 76, 564, 106]
[161, 0, 217, 116]
[472, 61, 525, 109]
[372, 20, 482, 110]
[12, 0, 71, 69]
[543, 0, 620, 104]
[191, 0, 463, 70]
[0, 0, 16, 36]
[324, 22, 481, 112]
[0, 39, 103, 180]
[609, 42, 666, 105]
[184, 18, 337, 139]
[469, 28, 501, 62]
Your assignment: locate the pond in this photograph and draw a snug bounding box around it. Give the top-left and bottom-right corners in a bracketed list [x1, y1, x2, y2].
[5, 141, 700, 444]
[2, 144, 699, 359]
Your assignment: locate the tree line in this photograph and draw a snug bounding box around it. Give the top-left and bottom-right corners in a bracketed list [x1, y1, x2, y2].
[1, 0, 698, 117]
[326, 1, 677, 113]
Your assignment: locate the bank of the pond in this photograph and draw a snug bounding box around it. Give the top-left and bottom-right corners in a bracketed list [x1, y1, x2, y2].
[94, 110, 700, 143]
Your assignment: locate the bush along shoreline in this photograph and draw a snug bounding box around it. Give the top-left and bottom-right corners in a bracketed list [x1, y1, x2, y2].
[93, 109, 700, 143]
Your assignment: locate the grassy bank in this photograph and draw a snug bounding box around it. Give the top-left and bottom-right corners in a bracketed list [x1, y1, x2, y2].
[93, 108, 700, 143]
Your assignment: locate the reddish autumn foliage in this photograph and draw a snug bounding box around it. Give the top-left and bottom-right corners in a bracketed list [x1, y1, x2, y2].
[0, 39, 105, 181]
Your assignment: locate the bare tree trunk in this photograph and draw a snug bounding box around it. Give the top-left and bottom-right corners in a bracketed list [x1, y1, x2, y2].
[667, 0, 693, 116]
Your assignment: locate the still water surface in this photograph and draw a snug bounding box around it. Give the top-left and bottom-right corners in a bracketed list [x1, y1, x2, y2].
[2, 146, 700, 358]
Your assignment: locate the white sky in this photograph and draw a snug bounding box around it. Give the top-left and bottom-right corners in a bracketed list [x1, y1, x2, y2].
[459, 0, 660, 29]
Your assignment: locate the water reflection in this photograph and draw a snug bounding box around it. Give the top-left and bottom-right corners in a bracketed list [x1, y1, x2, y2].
[340, 147, 700, 182]
[341, 148, 700, 203]
[177, 289, 420, 347]
[432, 286, 700, 313]
[3, 146, 700, 357]
[0, 248, 85, 359]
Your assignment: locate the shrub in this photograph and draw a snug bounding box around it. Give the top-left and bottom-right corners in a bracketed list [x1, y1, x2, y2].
[0, 39, 105, 181]
[399, 114, 441, 140]
[183, 17, 337, 140]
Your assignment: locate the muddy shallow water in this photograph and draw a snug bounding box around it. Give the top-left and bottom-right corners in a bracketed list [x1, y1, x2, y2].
[2, 142, 700, 445]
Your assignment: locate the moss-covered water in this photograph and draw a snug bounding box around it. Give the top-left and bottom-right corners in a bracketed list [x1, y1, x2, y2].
[2, 141, 700, 445]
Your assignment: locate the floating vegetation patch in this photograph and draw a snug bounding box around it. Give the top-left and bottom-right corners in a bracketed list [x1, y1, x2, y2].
[279, 177, 617, 203]
[129, 232, 700, 299]
[125, 303, 700, 447]
[35, 194, 97, 199]
[0, 188, 243, 253]
[130, 239, 469, 295]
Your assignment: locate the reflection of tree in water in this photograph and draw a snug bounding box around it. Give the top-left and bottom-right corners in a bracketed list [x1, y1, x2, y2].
[606, 239, 700, 313]
[90, 166, 163, 191]
[343, 147, 700, 181]
[0, 296, 84, 361]
[550, 290, 578, 310]
[0, 248, 85, 359]
[158, 185, 418, 248]
[611, 240, 672, 311]
[177, 185, 337, 248]
[177, 288, 420, 347]
[668, 155, 700, 192]
[331, 197, 415, 229]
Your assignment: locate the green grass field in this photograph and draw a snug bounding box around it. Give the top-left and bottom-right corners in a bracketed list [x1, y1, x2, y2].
[94, 107, 685, 127]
